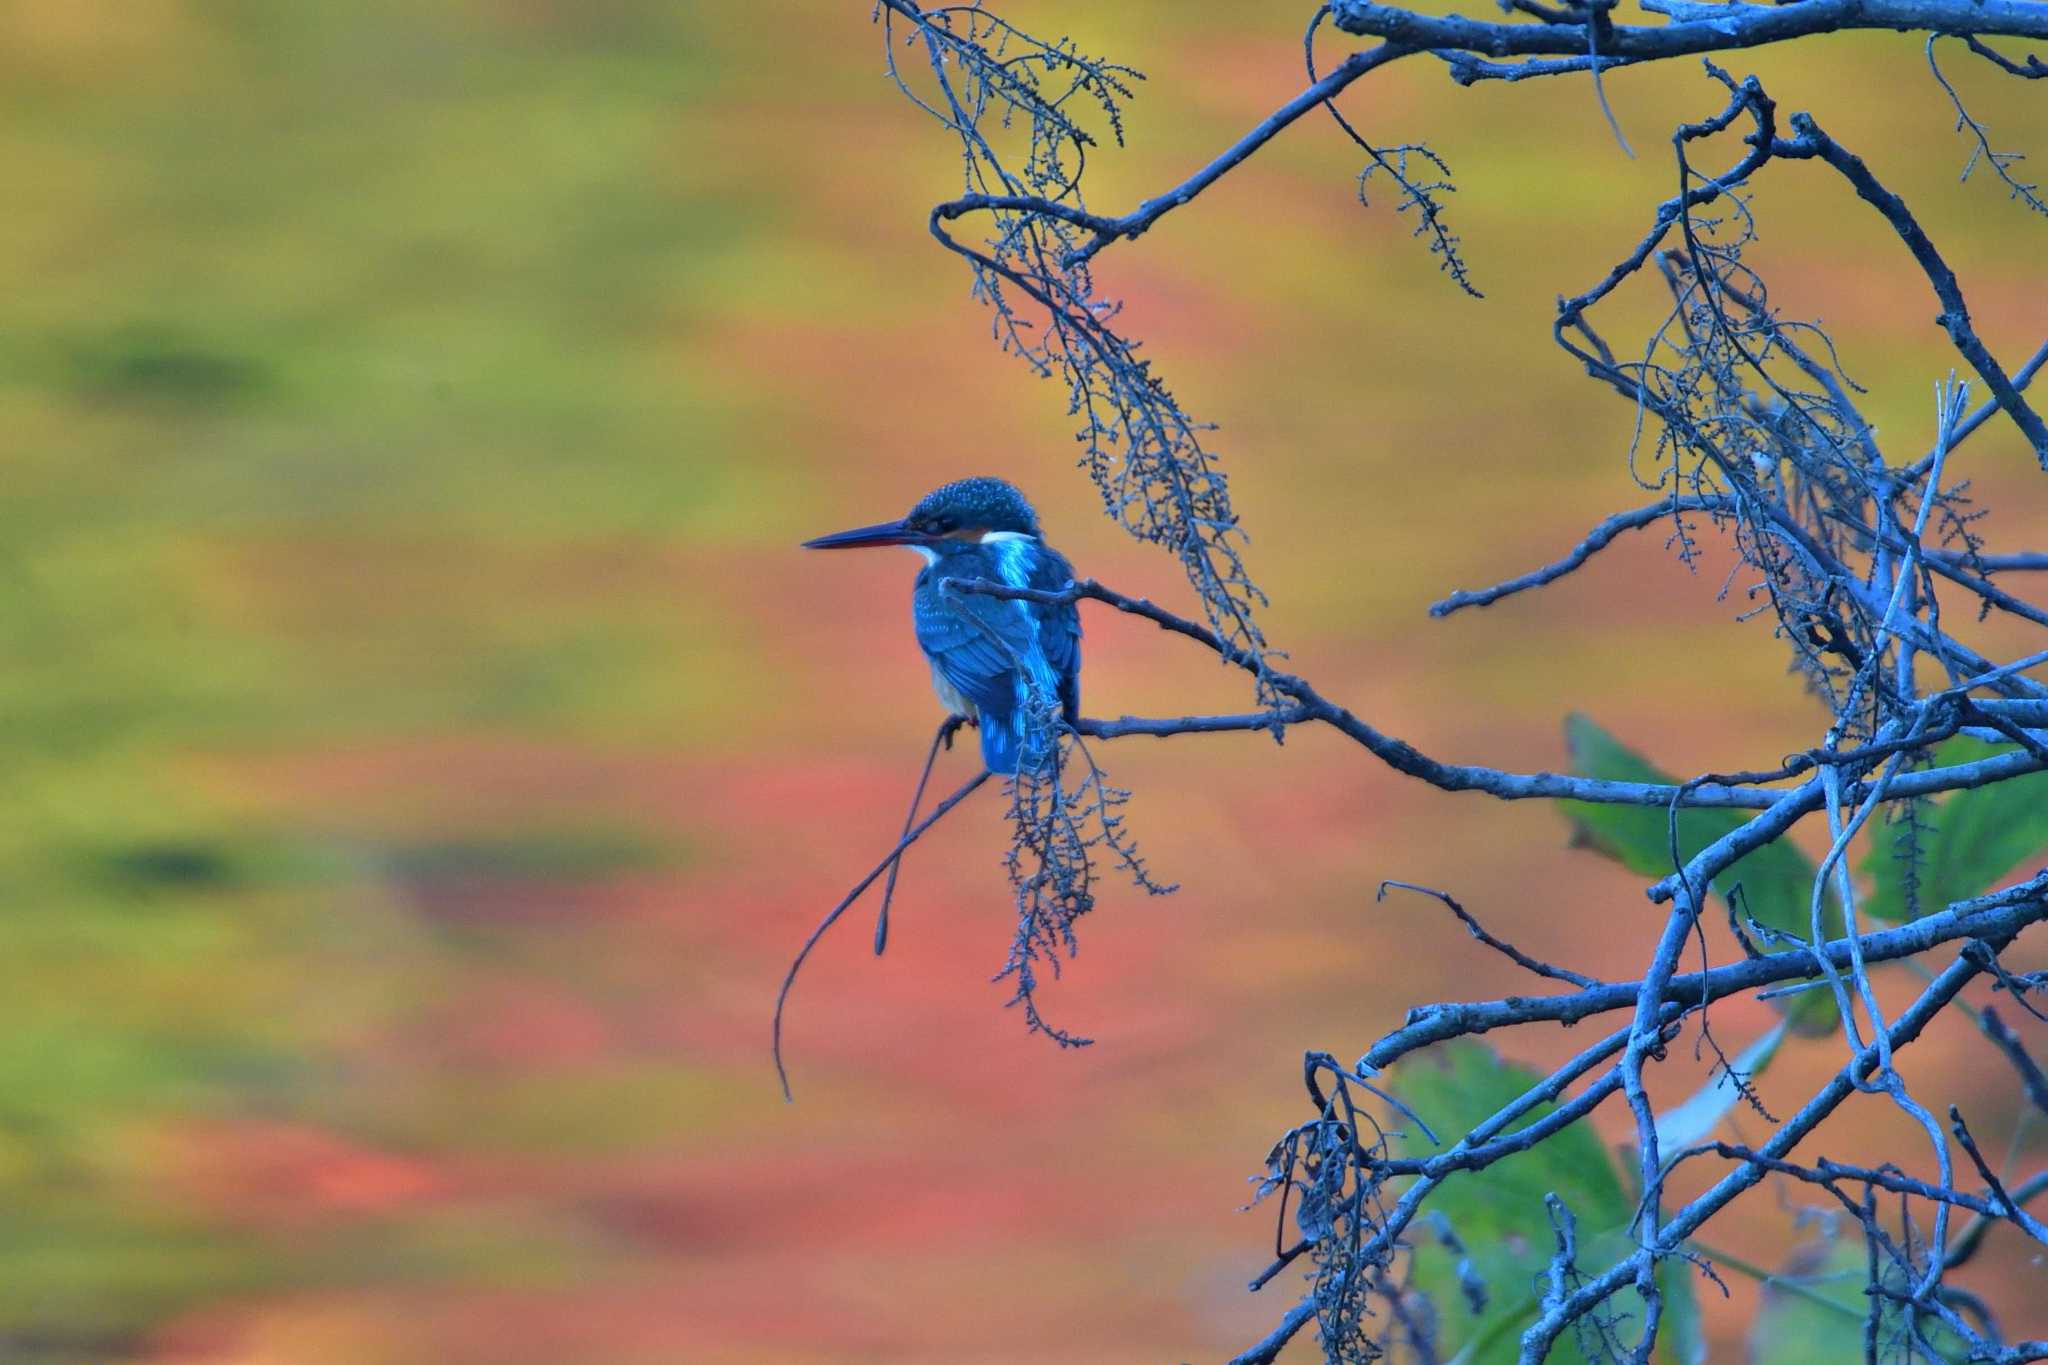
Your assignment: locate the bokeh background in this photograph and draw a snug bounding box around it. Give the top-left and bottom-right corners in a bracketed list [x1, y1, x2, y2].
[3, 1, 2044, 1360]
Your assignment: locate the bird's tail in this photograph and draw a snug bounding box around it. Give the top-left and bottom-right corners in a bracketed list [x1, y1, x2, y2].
[978, 716, 1022, 776]
[981, 642, 1065, 777]
[978, 702, 1058, 777]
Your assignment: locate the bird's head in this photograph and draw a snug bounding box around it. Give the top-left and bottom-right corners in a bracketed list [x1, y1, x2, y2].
[801, 477, 1042, 554]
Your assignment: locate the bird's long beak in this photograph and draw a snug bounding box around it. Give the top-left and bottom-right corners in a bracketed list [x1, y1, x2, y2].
[800, 518, 926, 550]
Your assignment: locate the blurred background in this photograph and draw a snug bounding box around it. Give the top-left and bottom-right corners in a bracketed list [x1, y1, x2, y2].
[2, 1, 2043, 1360]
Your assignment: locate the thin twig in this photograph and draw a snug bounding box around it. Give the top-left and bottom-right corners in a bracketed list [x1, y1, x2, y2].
[875, 715, 968, 956]
[774, 770, 990, 1100]
[1378, 880, 1604, 987]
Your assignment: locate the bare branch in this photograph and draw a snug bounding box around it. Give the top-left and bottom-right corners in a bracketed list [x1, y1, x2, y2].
[1949, 1106, 2048, 1245]
[926, 39, 1406, 270]
[1330, 0, 2048, 59]
[1978, 1007, 2048, 1113]
[951, 577, 2048, 818]
[1359, 868, 2048, 1070]
[1377, 880, 1605, 987]
[1774, 113, 2048, 465]
[1430, 494, 1735, 616]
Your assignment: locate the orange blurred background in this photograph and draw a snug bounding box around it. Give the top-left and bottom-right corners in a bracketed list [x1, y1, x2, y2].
[2, 1, 2044, 1360]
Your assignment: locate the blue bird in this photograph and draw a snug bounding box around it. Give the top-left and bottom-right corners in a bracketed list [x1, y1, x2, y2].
[803, 477, 1080, 776]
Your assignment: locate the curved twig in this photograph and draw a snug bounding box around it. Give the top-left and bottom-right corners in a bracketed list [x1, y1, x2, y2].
[774, 769, 991, 1101]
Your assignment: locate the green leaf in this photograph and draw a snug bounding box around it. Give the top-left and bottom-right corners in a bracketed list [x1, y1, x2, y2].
[1747, 1238, 1969, 1364]
[1861, 737, 2048, 922]
[1557, 715, 1838, 1034]
[1391, 1040, 1700, 1364]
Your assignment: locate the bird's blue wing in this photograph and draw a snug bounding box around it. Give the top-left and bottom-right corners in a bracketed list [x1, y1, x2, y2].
[912, 573, 1035, 719]
[1029, 544, 1081, 722]
[915, 563, 1066, 775]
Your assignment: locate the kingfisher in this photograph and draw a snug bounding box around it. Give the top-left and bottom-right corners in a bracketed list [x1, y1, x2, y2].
[802, 477, 1080, 776]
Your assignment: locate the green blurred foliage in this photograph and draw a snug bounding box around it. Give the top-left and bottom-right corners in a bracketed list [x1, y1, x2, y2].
[1746, 1238, 1969, 1364]
[3, 8, 719, 1345]
[1390, 1039, 1704, 1364]
[1556, 714, 1840, 1034]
